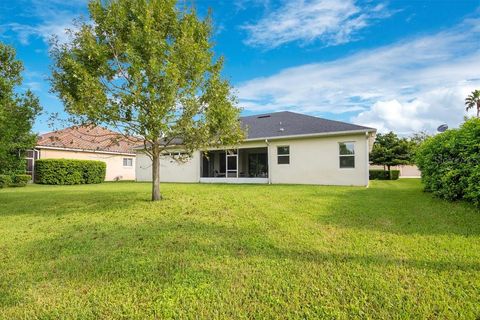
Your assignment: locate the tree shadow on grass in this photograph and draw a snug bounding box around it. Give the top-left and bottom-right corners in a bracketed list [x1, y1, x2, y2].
[2, 181, 480, 316]
[0, 184, 148, 217]
[0, 182, 279, 218]
[16, 219, 480, 282]
[3, 213, 480, 311]
[314, 180, 480, 237]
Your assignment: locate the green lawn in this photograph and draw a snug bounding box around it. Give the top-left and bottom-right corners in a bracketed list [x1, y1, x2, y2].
[0, 180, 479, 319]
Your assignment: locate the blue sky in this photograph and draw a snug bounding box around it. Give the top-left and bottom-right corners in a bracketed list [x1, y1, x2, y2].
[1, 0, 479, 134]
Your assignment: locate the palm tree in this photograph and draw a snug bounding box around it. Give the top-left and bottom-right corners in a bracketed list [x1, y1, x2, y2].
[465, 89, 480, 118]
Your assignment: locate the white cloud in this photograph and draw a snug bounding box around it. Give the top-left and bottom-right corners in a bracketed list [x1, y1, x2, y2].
[2, 20, 76, 45]
[25, 81, 42, 92]
[354, 85, 478, 134]
[237, 18, 480, 134]
[0, 0, 86, 45]
[235, 0, 271, 12]
[243, 0, 392, 48]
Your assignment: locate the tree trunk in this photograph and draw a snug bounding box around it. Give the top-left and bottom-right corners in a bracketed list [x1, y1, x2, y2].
[151, 149, 162, 201]
[477, 101, 480, 118]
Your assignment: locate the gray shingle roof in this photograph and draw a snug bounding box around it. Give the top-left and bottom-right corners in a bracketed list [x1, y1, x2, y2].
[240, 111, 375, 140]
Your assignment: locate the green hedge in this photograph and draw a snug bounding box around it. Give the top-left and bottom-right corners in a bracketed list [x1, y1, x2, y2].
[10, 174, 31, 187]
[369, 170, 400, 180]
[416, 118, 480, 206]
[0, 174, 30, 188]
[34, 159, 106, 185]
[0, 175, 12, 188]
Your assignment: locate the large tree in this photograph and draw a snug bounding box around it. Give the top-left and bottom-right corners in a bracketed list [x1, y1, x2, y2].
[408, 131, 430, 159]
[50, 0, 243, 201]
[465, 89, 480, 118]
[0, 42, 42, 175]
[370, 132, 413, 174]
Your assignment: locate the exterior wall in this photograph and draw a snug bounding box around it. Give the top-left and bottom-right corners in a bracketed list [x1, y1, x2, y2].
[399, 165, 421, 178]
[135, 151, 201, 182]
[267, 134, 369, 186]
[37, 148, 136, 181]
[134, 134, 370, 186]
[135, 153, 153, 182]
[370, 164, 421, 178]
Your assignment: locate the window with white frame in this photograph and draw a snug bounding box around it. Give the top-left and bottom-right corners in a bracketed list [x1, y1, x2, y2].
[123, 158, 133, 167]
[339, 142, 355, 168]
[277, 146, 290, 164]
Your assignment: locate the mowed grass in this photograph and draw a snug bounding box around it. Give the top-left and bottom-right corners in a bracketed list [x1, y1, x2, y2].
[0, 180, 479, 319]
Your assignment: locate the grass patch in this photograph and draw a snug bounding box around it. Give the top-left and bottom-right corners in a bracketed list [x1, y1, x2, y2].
[0, 180, 479, 319]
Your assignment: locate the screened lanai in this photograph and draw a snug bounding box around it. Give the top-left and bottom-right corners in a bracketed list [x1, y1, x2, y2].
[200, 147, 269, 183]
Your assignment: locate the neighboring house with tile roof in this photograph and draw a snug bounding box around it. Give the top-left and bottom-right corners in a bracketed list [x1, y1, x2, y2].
[28, 125, 139, 181]
[136, 111, 376, 186]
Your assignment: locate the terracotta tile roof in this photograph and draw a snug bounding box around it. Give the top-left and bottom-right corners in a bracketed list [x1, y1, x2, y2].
[37, 125, 141, 154]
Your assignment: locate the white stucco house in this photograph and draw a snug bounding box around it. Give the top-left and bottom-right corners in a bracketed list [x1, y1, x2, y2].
[136, 111, 376, 186]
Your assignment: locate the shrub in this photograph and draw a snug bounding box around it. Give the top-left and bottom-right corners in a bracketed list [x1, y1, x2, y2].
[369, 170, 400, 180]
[35, 159, 106, 185]
[369, 170, 388, 180]
[416, 118, 480, 206]
[390, 170, 400, 180]
[0, 175, 12, 188]
[465, 165, 480, 207]
[82, 161, 106, 184]
[10, 174, 31, 187]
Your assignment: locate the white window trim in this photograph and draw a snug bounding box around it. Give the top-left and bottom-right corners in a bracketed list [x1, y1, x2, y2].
[123, 157, 133, 167]
[339, 142, 355, 169]
[277, 145, 290, 165]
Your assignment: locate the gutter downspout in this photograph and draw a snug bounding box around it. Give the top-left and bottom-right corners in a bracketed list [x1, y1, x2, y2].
[365, 132, 370, 188]
[265, 139, 272, 184]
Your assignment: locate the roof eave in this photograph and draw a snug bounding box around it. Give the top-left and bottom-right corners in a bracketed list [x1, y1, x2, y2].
[35, 145, 136, 156]
[244, 128, 377, 142]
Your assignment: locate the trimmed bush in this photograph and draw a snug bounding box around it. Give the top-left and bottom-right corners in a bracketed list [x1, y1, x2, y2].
[35, 159, 106, 185]
[416, 117, 480, 206]
[83, 161, 106, 184]
[0, 175, 12, 188]
[390, 170, 400, 180]
[369, 170, 388, 180]
[369, 170, 400, 180]
[10, 174, 31, 187]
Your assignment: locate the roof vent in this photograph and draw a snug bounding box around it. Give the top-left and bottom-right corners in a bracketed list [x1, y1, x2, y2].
[279, 127, 285, 132]
[257, 115, 271, 119]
